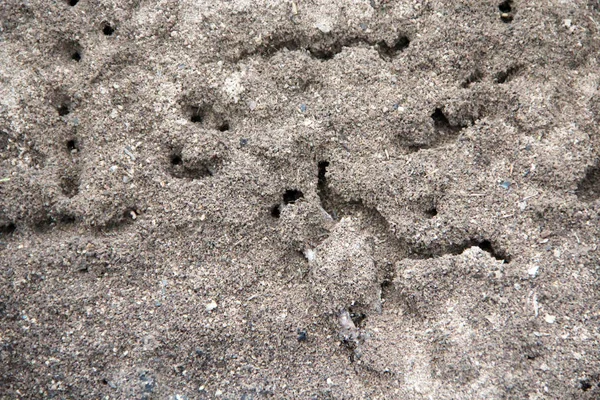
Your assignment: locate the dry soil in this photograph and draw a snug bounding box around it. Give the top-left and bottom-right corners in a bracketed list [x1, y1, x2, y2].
[2, 0, 600, 399]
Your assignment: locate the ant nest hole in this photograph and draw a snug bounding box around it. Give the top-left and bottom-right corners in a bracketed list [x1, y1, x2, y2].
[270, 189, 304, 219]
[102, 22, 115, 36]
[66, 139, 78, 152]
[218, 121, 230, 132]
[283, 189, 304, 205]
[170, 153, 183, 166]
[52, 92, 73, 117]
[425, 207, 438, 218]
[270, 204, 282, 218]
[188, 106, 205, 124]
[1, 222, 17, 235]
[57, 103, 71, 116]
[59, 40, 83, 63]
[498, 1, 514, 22]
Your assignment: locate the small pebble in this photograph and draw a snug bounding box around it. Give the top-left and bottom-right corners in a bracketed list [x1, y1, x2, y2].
[299, 104, 307, 113]
[527, 265, 539, 278]
[316, 22, 332, 33]
[544, 314, 556, 324]
[205, 300, 218, 312]
[553, 249, 561, 258]
[240, 138, 248, 146]
[499, 181, 511, 190]
[303, 248, 315, 262]
[297, 329, 307, 342]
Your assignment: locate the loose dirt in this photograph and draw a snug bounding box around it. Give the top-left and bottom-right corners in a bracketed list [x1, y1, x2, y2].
[2, 0, 600, 398]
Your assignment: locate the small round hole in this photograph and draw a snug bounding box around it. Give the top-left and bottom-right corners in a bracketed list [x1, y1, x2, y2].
[66, 139, 77, 151]
[270, 204, 281, 218]
[283, 189, 304, 205]
[580, 379, 592, 391]
[102, 24, 115, 36]
[425, 207, 437, 218]
[188, 106, 204, 123]
[171, 154, 182, 165]
[57, 105, 70, 116]
[431, 108, 449, 126]
[68, 0, 79, 6]
[478, 240, 493, 253]
[218, 122, 230, 132]
[498, 1, 512, 13]
[71, 51, 81, 61]
[0, 223, 16, 235]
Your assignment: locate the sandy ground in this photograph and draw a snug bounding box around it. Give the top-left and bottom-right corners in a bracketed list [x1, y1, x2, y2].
[2, 0, 600, 398]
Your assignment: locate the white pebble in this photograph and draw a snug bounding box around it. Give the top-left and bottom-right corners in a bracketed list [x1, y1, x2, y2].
[553, 249, 561, 258]
[316, 22, 332, 33]
[544, 314, 556, 324]
[205, 300, 218, 312]
[527, 265, 539, 278]
[303, 248, 316, 262]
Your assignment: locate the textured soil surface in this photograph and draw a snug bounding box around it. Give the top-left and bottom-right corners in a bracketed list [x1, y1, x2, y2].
[2, 0, 600, 398]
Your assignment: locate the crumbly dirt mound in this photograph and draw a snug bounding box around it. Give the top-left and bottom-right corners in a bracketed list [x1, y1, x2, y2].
[2, 0, 600, 398]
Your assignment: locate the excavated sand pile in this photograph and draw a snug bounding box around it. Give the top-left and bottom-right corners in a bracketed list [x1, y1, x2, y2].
[2, 0, 600, 398]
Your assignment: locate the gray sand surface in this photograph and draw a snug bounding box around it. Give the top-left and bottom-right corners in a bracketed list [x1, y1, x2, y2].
[2, 0, 600, 398]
